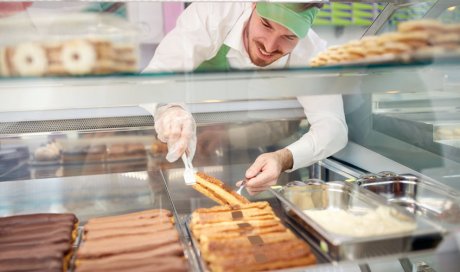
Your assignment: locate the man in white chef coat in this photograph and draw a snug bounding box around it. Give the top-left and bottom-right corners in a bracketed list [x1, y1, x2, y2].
[147, 2, 348, 194]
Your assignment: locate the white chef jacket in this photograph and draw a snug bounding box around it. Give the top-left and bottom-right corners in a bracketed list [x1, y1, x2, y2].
[146, 2, 348, 170]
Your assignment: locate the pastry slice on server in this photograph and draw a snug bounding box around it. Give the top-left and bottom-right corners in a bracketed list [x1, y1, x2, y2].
[192, 171, 250, 205]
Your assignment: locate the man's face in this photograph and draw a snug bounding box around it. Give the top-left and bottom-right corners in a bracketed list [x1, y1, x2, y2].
[244, 5, 300, 67]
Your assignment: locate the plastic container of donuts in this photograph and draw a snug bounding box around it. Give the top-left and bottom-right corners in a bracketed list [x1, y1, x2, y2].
[0, 13, 141, 77]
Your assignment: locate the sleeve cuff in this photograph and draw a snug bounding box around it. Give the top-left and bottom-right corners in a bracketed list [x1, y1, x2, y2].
[285, 135, 315, 172]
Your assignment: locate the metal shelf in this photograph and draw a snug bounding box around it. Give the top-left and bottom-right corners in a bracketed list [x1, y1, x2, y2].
[0, 60, 458, 112]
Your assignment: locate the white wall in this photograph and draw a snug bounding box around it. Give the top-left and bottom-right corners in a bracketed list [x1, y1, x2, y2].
[127, 2, 164, 45]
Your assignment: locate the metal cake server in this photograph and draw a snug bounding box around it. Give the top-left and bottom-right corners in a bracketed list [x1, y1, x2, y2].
[236, 177, 249, 195]
[181, 153, 196, 185]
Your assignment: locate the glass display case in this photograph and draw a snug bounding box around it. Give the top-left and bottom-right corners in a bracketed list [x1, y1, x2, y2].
[0, 1, 459, 271]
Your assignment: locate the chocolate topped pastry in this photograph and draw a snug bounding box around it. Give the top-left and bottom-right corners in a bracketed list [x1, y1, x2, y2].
[0, 258, 63, 272]
[0, 228, 73, 246]
[0, 220, 74, 235]
[0, 212, 78, 272]
[0, 213, 77, 227]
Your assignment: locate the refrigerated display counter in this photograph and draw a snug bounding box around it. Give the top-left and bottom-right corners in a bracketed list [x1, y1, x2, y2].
[1, 0, 460, 271]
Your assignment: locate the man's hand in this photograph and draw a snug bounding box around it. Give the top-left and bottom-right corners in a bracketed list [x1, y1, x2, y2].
[236, 148, 293, 195]
[154, 105, 196, 162]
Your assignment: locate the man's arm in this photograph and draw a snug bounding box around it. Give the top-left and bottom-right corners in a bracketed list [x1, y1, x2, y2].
[238, 94, 348, 195]
[286, 94, 348, 170]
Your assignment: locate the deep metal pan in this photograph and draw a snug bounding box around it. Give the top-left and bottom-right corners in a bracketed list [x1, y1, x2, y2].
[357, 174, 460, 229]
[271, 181, 444, 261]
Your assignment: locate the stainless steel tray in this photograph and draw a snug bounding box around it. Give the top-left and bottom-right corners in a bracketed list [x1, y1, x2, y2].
[68, 226, 84, 272]
[357, 174, 460, 230]
[184, 217, 210, 272]
[183, 212, 326, 272]
[69, 214, 198, 272]
[271, 181, 444, 261]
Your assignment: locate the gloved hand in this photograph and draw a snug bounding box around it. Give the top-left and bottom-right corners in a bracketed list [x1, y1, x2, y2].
[154, 104, 196, 163]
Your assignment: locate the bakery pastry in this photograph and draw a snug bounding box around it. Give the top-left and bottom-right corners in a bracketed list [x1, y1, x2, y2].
[191, 201, 275, 225]
[76, 256, 187, 272]
[77, 243, 184, 266]
[85, 145, 107, 162]
[398, 19, 444, 34]
[86, 209, 171, 224]
[111, 43, 139, 73]
[0, 213, 78, 272]
[192, 219, 285, 241]
[208, 245, 315, 272]
[62, 146, 88, 164]
[429, 33, 460, 50]
[34, 142, 62, 161]
[76, 209, 187, 271]
[0, 213, 78, 227]
[84, 216, 172, 233]
[192, 172, 250, 206]
[84, 222, 174, 241]
[77, 229, 180, 258]
[60, 39, 97, 75]
[10, 43, 48, 76]
[443, 23, 460, 35]
[309, 19, 458, 67]
[107, 143, 146, 162]
[1, 36, 140, 78]
[151, 141, 168, 155]
[61, 144, 107, 164]
[190, 202, 316, 271]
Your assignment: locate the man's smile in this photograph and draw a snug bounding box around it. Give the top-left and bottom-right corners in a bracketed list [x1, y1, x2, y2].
[258, 46, 273, 57]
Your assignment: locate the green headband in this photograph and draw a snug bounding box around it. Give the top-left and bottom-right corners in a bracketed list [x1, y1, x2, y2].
[256, 3, 319, 39]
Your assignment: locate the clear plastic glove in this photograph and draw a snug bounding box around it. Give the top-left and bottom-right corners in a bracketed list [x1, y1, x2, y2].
[236, 149, 293, 195]
[153, 104, 196, 163]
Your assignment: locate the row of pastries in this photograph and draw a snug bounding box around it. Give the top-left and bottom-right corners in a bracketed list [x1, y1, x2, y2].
[310, 19, 460, 67]
[0, 210, 188, 272]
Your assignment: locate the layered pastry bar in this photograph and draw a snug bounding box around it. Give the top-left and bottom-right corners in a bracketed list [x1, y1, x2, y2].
[75, 209, 188, 272]
[190, 202, 316, 272]
[0, 213, 79, 272]
[62, 145, 107, 164]
[192, 172, 250, 206]
[62, 146, 88, 164]
[106, 143, 146, 162]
